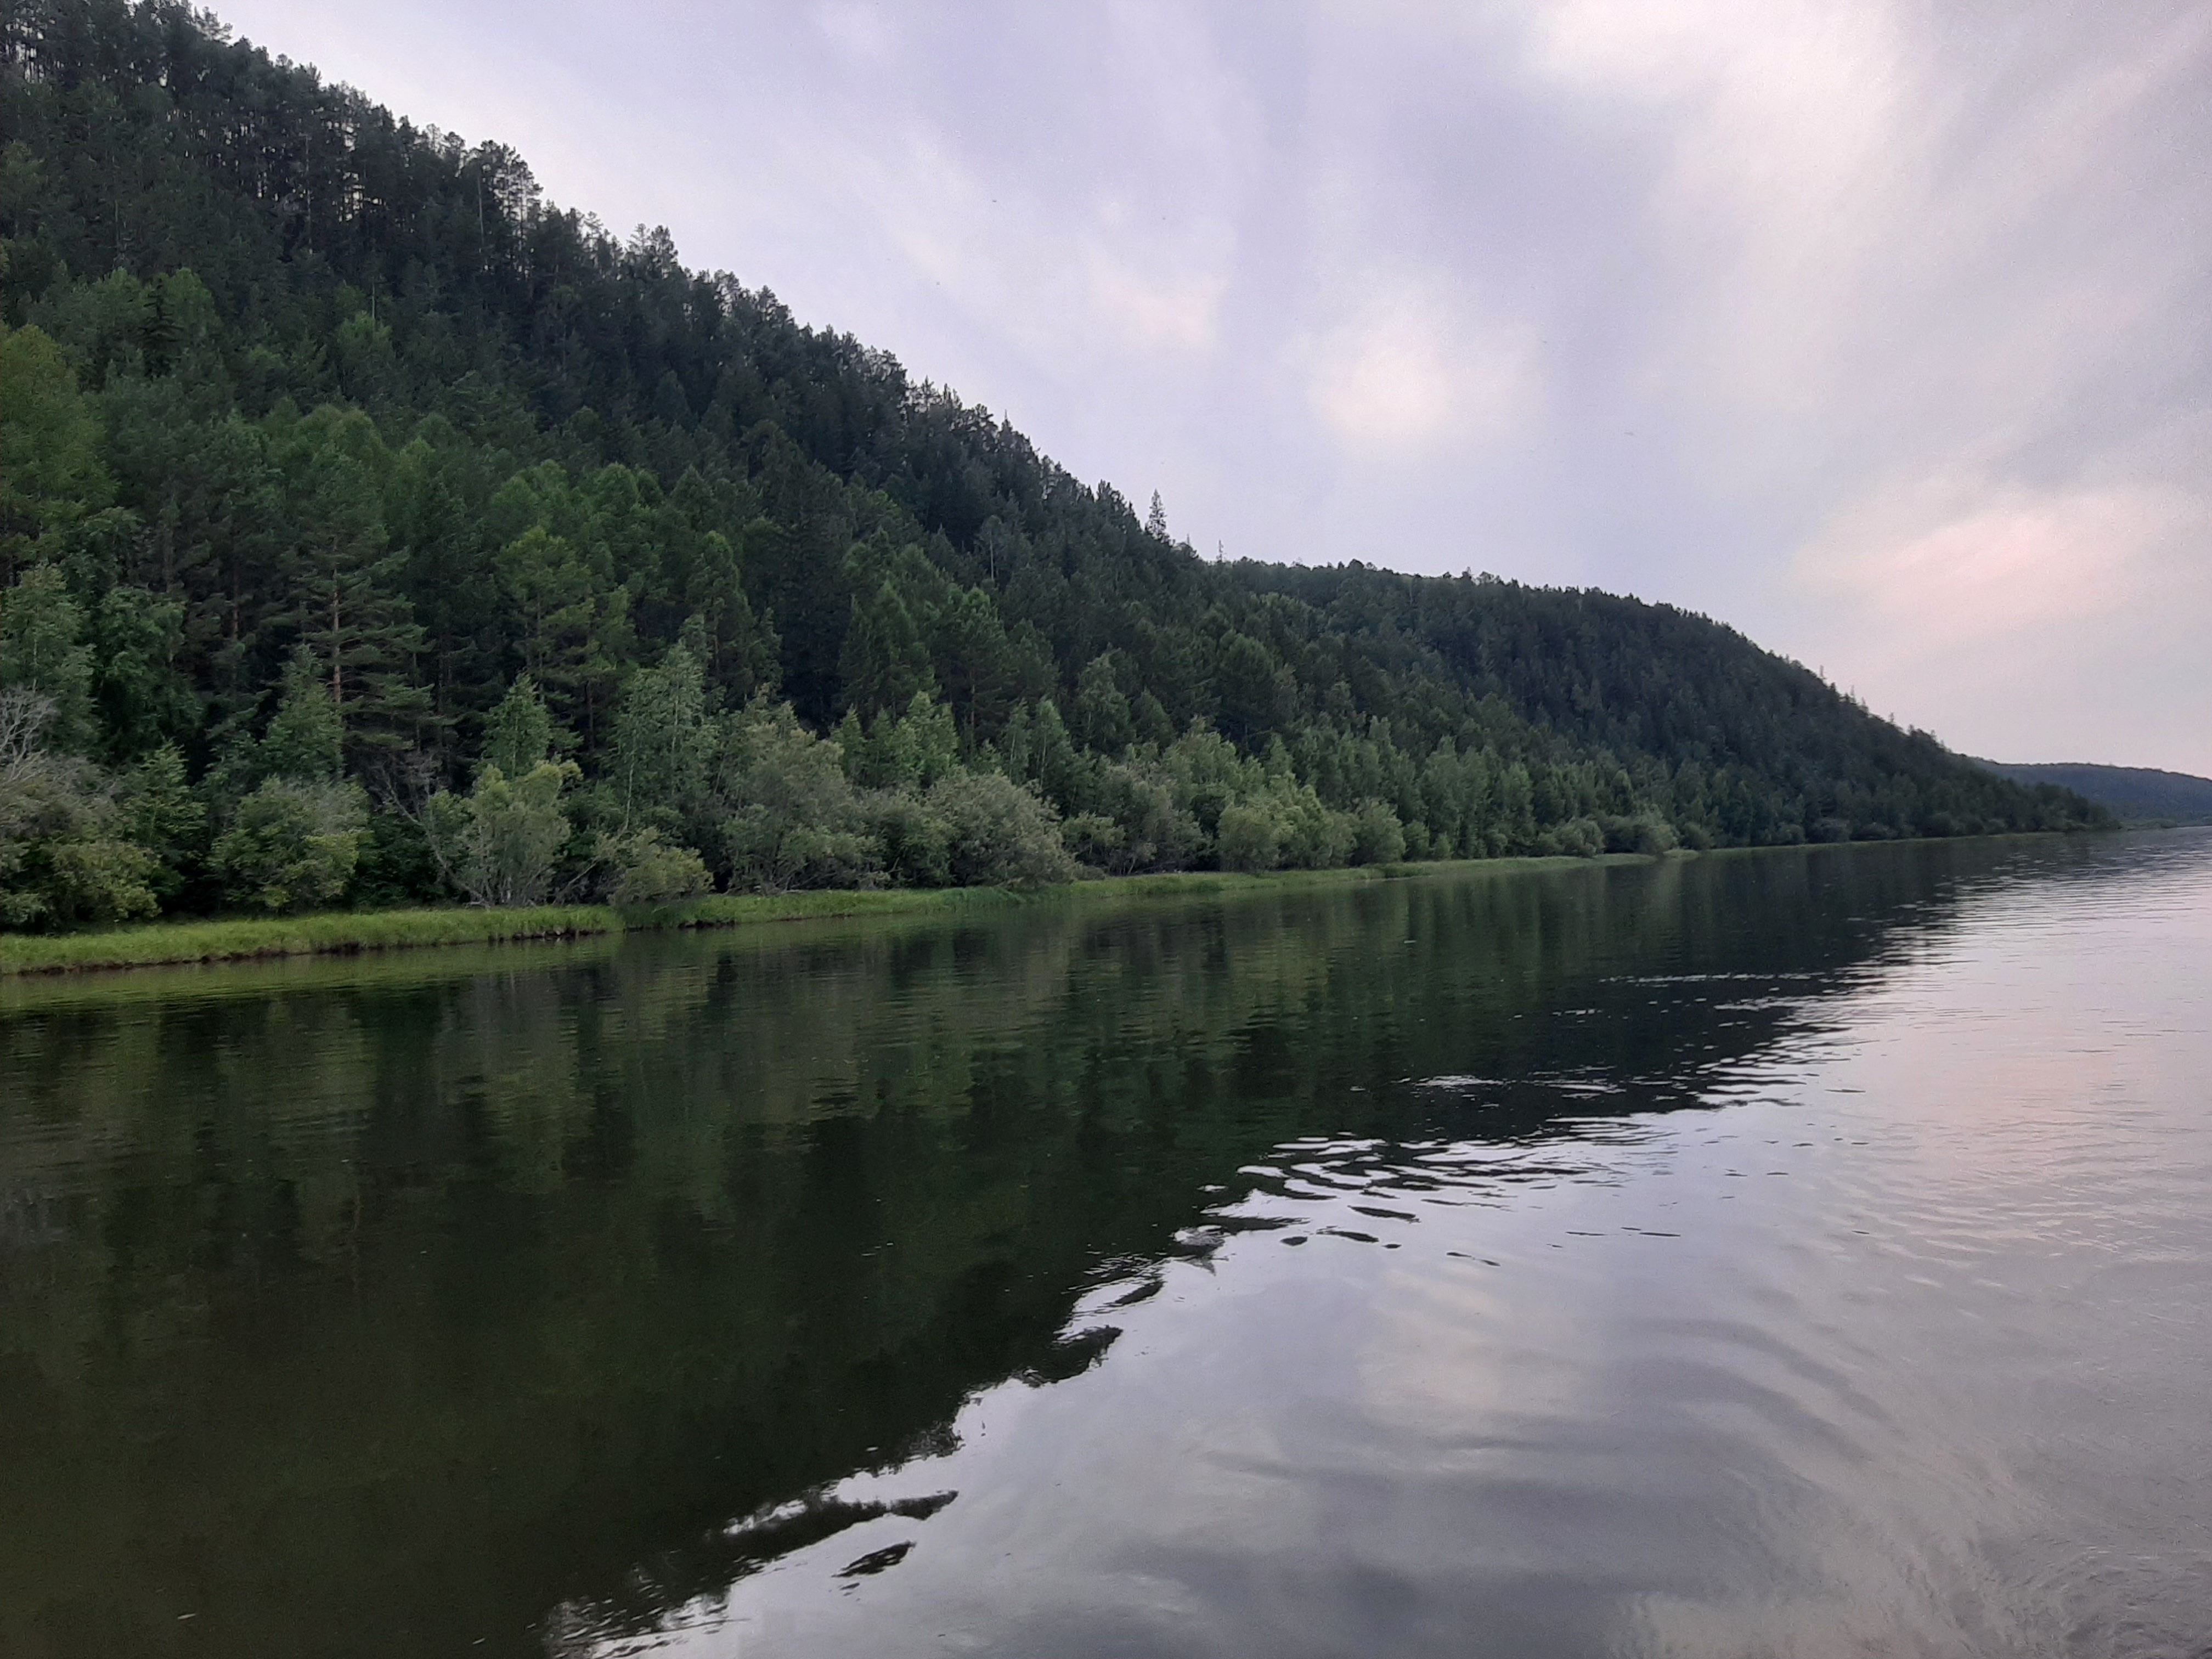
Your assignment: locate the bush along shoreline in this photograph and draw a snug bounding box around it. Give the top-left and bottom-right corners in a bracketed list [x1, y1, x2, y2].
[0, 634, 2108, 961]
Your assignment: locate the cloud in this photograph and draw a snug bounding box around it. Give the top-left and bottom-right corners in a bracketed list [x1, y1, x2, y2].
[1307, 277, 1539, 453]
[810, 1, 895, 61]
[1797, 475, 2196, 648]
[1788, 470, 2212, 765]
[1085, 244, 1232, 354]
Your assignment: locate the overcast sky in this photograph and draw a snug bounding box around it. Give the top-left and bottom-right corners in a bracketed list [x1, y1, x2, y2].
[216, 0, 2212, 772]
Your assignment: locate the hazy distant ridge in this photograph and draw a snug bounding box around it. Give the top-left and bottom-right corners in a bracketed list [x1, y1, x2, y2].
[1977, 763, 2212, 825]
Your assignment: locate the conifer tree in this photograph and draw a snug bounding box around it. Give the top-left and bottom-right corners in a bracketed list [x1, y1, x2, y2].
[840, 580, 934, 718]
[259, 646, 343, 783]
[274, 411, 431, 754]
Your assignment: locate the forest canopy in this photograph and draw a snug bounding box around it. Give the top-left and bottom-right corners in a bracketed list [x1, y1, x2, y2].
[0, 0, 2109, 927]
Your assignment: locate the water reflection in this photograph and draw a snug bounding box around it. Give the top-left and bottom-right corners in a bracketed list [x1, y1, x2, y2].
[3, 834, 2205, 1657]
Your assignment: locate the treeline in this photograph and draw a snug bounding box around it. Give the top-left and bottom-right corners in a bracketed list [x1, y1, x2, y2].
[0, 0, 2107, 927]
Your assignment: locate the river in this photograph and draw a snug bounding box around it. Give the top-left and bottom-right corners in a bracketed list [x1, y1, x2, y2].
[2, 832, 2208, 1658]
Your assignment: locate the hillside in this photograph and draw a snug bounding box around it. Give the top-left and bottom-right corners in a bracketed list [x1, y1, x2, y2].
[0, 0, 2107, 928]
[1978, 763, 2212, 826]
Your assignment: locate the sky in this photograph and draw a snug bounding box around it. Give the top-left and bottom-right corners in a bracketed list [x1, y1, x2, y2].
[213, 0, 2212, 772]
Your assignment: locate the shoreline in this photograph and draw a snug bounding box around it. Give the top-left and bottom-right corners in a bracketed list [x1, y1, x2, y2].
[0, 833, 2119, 980]
[0, 859, 1589, 979]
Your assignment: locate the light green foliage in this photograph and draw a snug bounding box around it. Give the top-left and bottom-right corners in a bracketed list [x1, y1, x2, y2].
[599, 826, 713, 906]
[1211, 778, 1356, 872]
[1078, 759, 1203, 874]
[838, 689, 959, 792]
[483, 675, 555, 780]
[1072, 653, 1133, 753]
[870, 791, 951, 887]
[0, 690, 159, 928]
[424, 760, 579, 909]
[0, 324, 114, 571]
[257, 645, 343, 782]
[1542, 817, 1606, 859]
[608, 645, 713, 827]
[36, 835, 161, 926]
[1215, 802, 1281, 873]
[0, 563, 95, 749]
[1024, 698, 1086, 810]
[117, 744, 206, 899]
[212, 779, 368, 912]
[924, 771, 1078, 888]
[1058, 812, 1125, 871]
[1276, 787, 1358, 869]
[1599, 814, 1679, 855]
[1349, 798, 1408, 866]
[715, 698, 879, 892]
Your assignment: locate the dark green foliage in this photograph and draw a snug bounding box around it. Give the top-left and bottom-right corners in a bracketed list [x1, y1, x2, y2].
[0, 0, 2109, 927]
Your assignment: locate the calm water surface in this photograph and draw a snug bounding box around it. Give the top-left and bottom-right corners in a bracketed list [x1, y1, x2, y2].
[2, 834, 2208, 1658]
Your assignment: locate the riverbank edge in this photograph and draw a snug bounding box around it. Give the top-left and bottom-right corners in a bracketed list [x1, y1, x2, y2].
[0, 860, 1558, 978]
[0, 832, 2097, 978]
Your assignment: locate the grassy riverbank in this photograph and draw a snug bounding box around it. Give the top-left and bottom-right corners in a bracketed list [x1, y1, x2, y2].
[1, 836, 2120, 980]
[1, 864, 1489, 978]
[0, 888, 1014, 977]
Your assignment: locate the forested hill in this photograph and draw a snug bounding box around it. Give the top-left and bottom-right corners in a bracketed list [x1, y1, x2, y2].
[1976, 763, 2212, 826]
[0, 0, 2106, 928]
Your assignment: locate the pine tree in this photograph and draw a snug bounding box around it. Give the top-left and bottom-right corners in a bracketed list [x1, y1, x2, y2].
[840, 580, 934, 718]
[259, 646, 343, 783]
[274, 410, 432, 756]
[496, 524, 633, 743]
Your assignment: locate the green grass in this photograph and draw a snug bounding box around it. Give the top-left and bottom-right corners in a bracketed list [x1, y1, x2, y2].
[0, 854, 1659, 980]
[0, 890, 1049, 977]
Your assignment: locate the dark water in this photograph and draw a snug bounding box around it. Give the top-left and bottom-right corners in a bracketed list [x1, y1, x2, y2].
[3, 834, 2208, 1658]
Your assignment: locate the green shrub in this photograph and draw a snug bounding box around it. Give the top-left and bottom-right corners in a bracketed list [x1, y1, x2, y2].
[0, 690, 159, 927]
[212, 779, 368, 912]
[718, 698, 882, 891]
[1541, 817, 1605, 859]
[424, 760, 578, 907]
[1216, 802, 1280, 873]
[1349, 799, 1407, 865]
[601, 826, 713, 906]
[926, 771, 1076, 888]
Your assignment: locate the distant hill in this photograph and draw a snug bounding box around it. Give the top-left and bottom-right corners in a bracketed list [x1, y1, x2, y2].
[1977, 763, 2212, 825]
[0, 0, 2111, 929]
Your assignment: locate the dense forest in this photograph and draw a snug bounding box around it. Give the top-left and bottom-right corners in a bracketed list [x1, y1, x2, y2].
[0, 0, 2108, 928]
